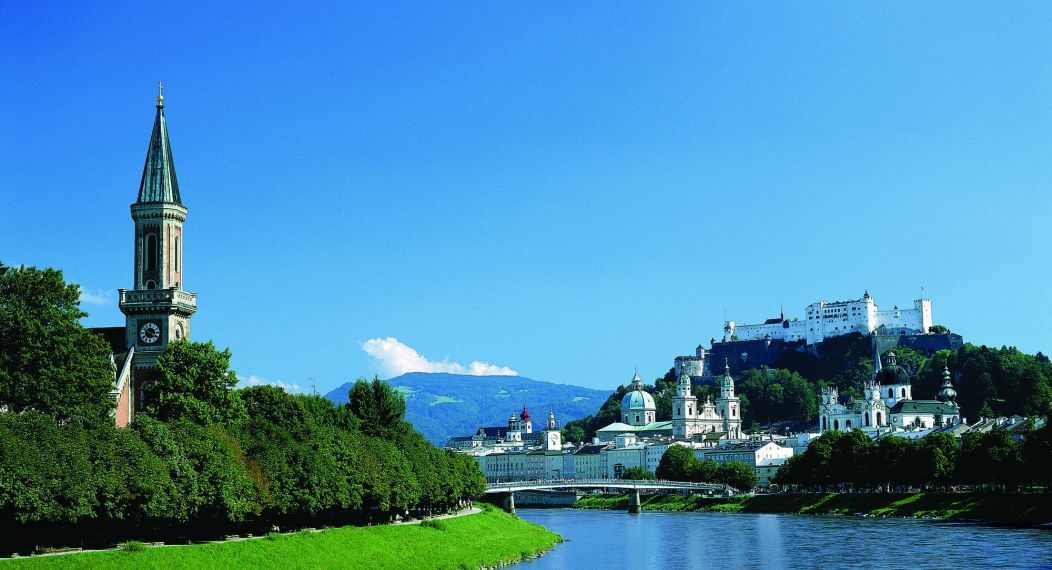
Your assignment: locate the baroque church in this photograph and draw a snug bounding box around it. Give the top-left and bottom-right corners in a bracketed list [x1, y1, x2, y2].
[93, 86, 197, 427]
[671, 358, 743, 440]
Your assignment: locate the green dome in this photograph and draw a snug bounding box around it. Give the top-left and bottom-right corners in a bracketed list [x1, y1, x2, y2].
[621, 387, 656, 412]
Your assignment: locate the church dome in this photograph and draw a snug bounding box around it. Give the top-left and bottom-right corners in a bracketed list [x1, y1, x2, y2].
[876, 352, 912, 385]
[621, 388, 656, 412]
[621, 371, 655, 412]
[519, 404, 531, 422]
[937, 366, 957, 403]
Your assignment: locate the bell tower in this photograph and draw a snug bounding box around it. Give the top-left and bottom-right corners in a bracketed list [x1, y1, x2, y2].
[118, 84, 198, 404]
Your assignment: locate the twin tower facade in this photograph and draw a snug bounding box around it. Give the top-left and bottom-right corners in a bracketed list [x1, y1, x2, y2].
[111, 88, 197, 426]
[672, 358, 742, 440]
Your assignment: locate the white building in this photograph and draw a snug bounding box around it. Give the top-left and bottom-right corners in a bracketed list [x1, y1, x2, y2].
[724, 291, 933, 346]
[820, 358, 961, 434]
[672, 358, 743, 440]
[700, 440, 795, 485]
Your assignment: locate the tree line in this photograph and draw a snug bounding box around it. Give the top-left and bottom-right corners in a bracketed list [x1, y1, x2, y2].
[654, 445, 759, 491]
[0, 265, 486, 551]
[773, 420, 1052, 492]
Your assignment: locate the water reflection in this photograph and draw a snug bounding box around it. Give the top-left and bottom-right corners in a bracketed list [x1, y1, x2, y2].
[516, 509, 1052, 570]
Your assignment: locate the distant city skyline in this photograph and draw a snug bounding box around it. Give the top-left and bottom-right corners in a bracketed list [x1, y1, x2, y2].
[3, 3, 1050, 392]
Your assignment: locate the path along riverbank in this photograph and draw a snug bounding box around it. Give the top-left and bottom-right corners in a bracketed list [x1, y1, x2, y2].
[573, 492, 1052, 525]
[0, 504, 561, 569]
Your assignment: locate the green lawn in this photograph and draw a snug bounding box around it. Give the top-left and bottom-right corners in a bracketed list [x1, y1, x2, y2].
[3, 506, 561, 569]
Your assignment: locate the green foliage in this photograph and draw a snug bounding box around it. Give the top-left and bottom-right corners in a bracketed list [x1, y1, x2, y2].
[119, 541, 147, 553]
[737, 368, 817, 426]
[717, 461, 758, 491]
[347, 377, 407, 437]
[655, 445, 695, 481]
[145, 339, 246, 425]
[928, 325, 949, 334]
[621, 466, 655, 480]
[0, 264, 115, 425]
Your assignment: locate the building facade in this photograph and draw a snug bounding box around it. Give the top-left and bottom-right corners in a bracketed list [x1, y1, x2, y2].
[724, 291, 933, 346]
[672, 359, 743, 439]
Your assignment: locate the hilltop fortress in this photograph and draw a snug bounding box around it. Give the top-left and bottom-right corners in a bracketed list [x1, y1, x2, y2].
[676, 292, 960, 379]
[724, 291, 931, 346]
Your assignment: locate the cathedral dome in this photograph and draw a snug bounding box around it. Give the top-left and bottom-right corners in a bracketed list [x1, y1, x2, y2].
[621, 388, 656, 413]
[876, 352, 912, 385]
[519, 404, 531, 422]
[621, 371, 656, 413]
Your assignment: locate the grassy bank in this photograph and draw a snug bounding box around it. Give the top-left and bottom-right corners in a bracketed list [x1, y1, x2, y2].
[574, 492, 1052, 525]
[2, 505, 561, 569]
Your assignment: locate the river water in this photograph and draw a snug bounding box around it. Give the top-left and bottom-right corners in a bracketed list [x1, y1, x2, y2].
[516, 509, 1052, 569]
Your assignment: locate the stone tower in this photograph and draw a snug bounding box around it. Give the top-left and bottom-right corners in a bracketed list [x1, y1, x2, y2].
[716, 358, 742, 439]
[672, 369, 697, 438]
[118, 85, 198, 409]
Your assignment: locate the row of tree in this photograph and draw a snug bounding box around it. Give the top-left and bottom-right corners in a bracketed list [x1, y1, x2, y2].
[654, 445, 759, 491]
[0, 265, 487, 550]
[773, 420, 1052, 491]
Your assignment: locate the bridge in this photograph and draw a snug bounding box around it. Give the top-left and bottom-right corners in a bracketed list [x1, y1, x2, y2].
[484, 479, 728, 513]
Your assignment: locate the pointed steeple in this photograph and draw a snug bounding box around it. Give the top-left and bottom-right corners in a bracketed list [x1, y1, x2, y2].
[138, 83, 181, 204]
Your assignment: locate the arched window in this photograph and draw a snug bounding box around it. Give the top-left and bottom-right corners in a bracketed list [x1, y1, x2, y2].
[175, 236, 180, 272]
[888, 389, 893, 398]
[146, 280, 156, 290]
[146, 233, 158, 272]
[877, 412, 883, 425]
[822, 417, 827, 430]
[901, 388, 906, 397]
[834, 419, 840, 430]
[846, 420, 852, 429]
[865, 414, 870, 426]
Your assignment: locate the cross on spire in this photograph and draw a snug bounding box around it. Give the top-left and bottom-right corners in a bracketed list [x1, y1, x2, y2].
[156, 82, 165, 107]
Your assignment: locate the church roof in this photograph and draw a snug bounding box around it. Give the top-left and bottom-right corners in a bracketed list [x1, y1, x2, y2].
[138, 88, 182, 205]
[596, 421, 673, 433]
[890, 400, 958, 415]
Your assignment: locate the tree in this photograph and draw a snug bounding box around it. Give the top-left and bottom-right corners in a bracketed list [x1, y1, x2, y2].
[0, 265, 115, 425]
[561, 424, 586, 444]
[655, 444, 695, 481]
[347, 377, 408, 437]
[928, 325, 949, 334]
[144, 339, 245, 424]
[718, 461, 758, 491]
[689, 459, 719, 483]
[622, 466, 656, 480]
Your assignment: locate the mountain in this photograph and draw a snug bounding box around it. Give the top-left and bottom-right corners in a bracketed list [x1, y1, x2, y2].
[324, 372, 611, 445]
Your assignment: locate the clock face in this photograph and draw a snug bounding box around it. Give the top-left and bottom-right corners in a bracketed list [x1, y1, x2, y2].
[140, 322, 162, 344]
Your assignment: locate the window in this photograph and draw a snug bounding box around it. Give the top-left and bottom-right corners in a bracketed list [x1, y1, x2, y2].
[175, 236, 180, 272]
[145, 233, 158, 272]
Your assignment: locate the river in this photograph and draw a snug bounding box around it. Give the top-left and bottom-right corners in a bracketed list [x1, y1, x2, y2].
[516, 509, 1052, 569]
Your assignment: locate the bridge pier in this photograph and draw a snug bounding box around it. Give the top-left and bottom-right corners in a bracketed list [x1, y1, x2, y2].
[502, 492, 516, 514]
[628, 489, 641, 514]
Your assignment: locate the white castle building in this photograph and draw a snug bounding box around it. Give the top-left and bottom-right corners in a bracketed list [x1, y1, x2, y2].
[724, 291, 933, 346]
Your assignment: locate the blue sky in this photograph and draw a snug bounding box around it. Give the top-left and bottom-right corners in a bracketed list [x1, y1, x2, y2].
[2, 2, 1050, 393]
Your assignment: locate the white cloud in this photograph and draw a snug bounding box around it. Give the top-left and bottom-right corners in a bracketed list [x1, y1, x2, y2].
[360, 337, 518, 378]
[238, 374, 304, 394]
[79, 289, 111, 306]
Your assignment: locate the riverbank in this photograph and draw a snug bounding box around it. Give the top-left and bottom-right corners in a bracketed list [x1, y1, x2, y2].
[1, 505, 562, 569]
[574, 492, 1052, 525]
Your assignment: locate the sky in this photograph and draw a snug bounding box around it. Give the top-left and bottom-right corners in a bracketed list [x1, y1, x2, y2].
[2, 2, 1050, 394]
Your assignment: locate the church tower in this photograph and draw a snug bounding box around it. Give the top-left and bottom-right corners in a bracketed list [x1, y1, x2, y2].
[672, 369, 697, 438]
[118, 85, 198, 409]
[716, 358, 742, 439]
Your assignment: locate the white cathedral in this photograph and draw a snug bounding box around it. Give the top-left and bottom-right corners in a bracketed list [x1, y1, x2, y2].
[671, 358, 743, 440]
